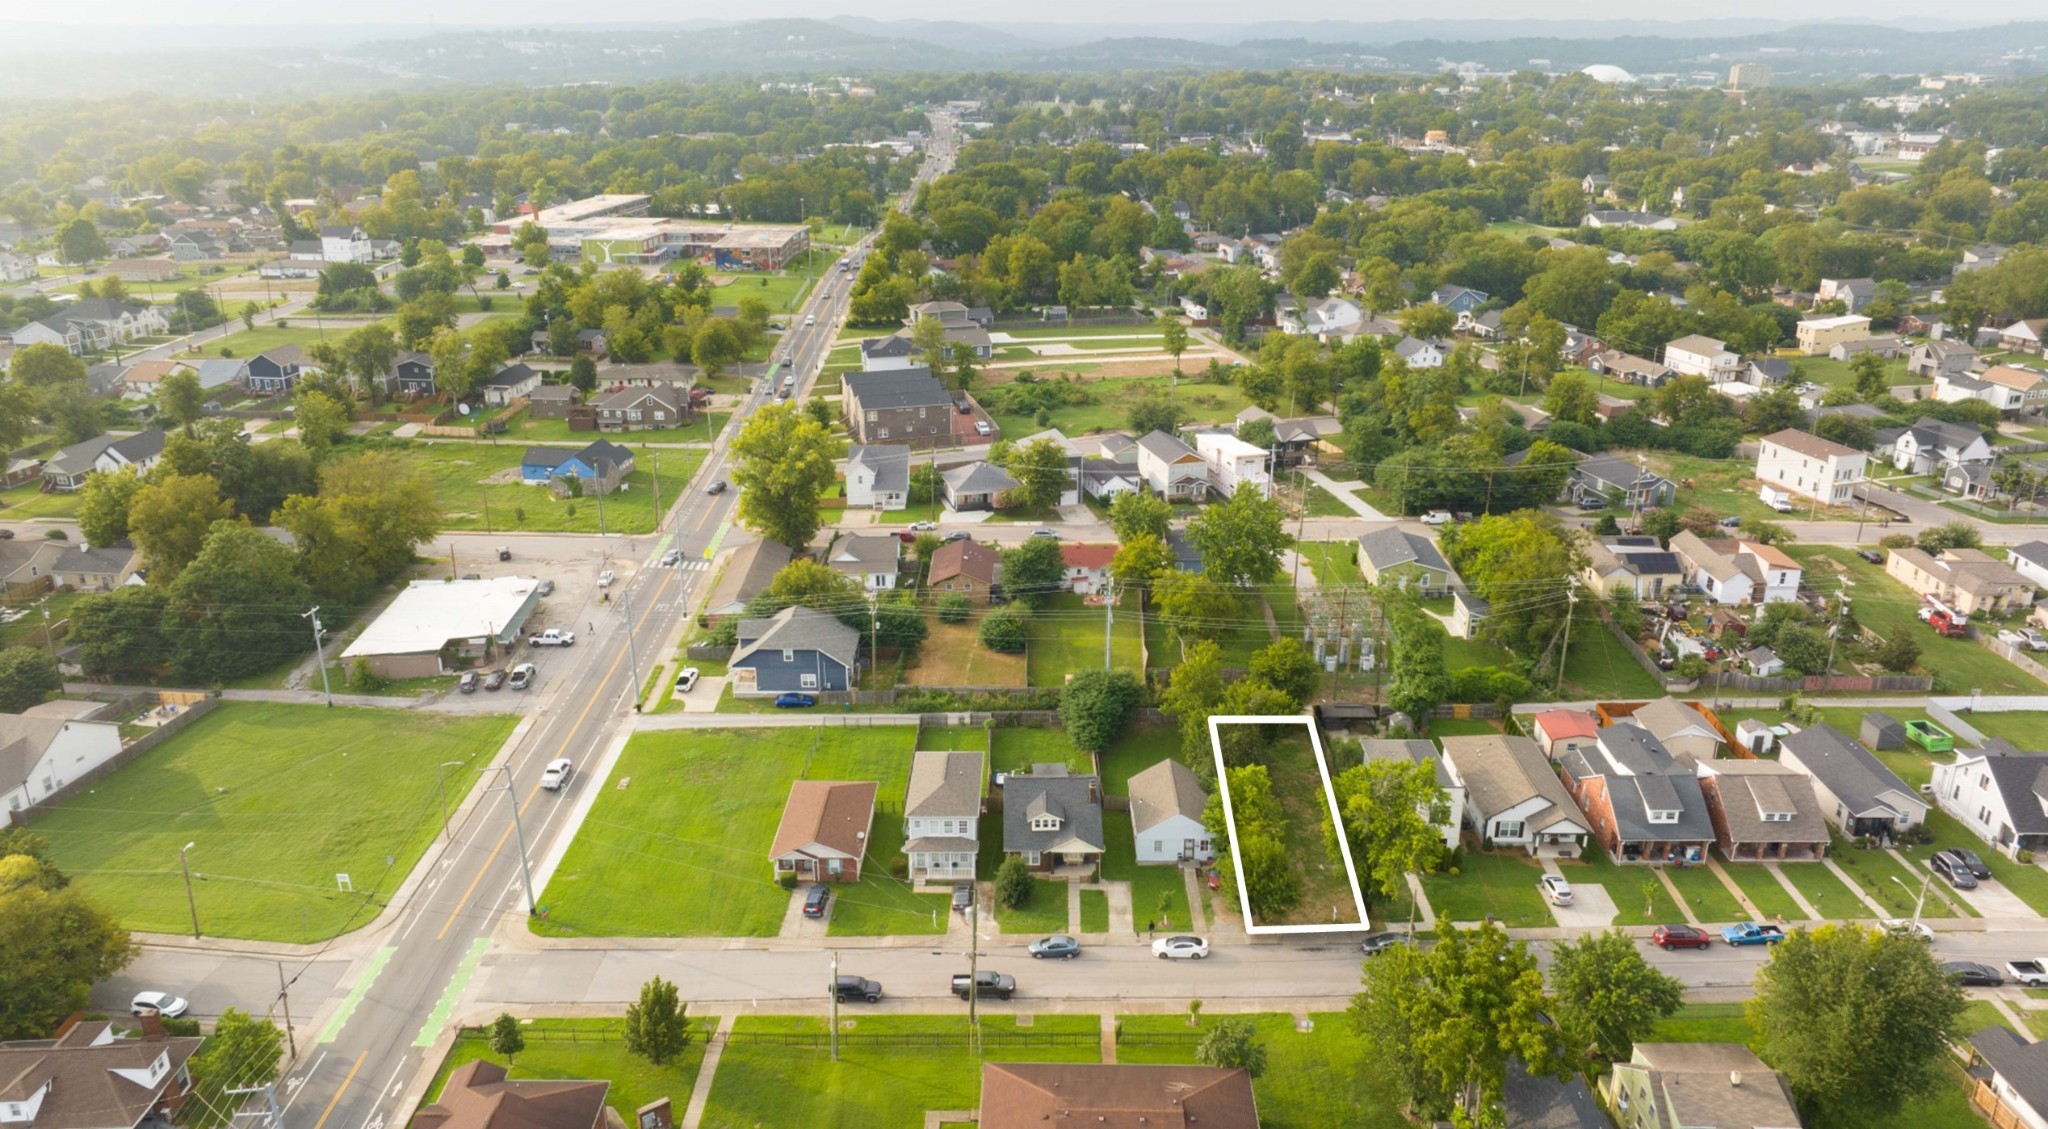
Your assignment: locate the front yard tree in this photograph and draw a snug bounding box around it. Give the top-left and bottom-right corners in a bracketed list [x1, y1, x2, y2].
[623, 977, 693, 1066]
[1548, 929, 1683, 1062]
[909, 311, 949, 367]
[0, 851, 135, 1040]
[9, 342, 85, 388]
[1058, 669, 1145, 753]
[1108, 491, 1172, 543]
[1003, 438, 1071, 512]
[1748, 924, 1966, 1128]
[165, 522, 315, 684]
[1109, 532, 1173, 592]
[1330, 758, 1450, 918]
[129, 473, 234, 585]
[77, 465, 144, 547]
[1195, 1017, 1269, 1078]
[0, 648, 61, 714]
[994, 855, 1034, 909]
[293, 389, 351, 455]
[157, 369, 206, 432]
[188, 1008, 284, 1116]
[1000, 536, 1067, 608]
[1186, 483, 1291, 588]
[730, 402, 844, 549]
[68, 587, 171, 679]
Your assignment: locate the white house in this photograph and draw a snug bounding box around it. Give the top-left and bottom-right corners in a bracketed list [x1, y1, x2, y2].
[1135, 431, 1207, 501]
[2009, 541, 2048, 590]
[1178, 296, 1209, 321]
[319, 224, 372, 263]
[1999, 318, 2046, 355]
[1930, 745, 2048, 859]
[0, 706, 126, 826]
[1191, 430, 1270, 499]
[1668, 531, 1803, 606]
[844, 444, 910, 511]
[1393, 336, 1447, 368]
[1756, 428, 1865, 505]
[1884, 417, 1992, 475]
[824, 534, 901, 591]
[1282, 296, 1365, 339]
[1936, 365, 2048, 415]
[0, 250, 35, 283]
[1060, 543, 1115, 596]
[1662, 334, 1740, 381]
[903, 750, 983, 879]
[1360, 739, 1464, 852]
[1440, 734, 1592, 858]
[1128, 759, 1214, 864]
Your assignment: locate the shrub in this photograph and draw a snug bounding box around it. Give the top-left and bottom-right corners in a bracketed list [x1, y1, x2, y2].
[937, 592, 972, 623]
[1895, 823, 1933, 847]
[978, 604, 1028, 652]
[995, 855, 1033, 909]
[43, 529, 65, 540]
[2019, 849, 2035, 864]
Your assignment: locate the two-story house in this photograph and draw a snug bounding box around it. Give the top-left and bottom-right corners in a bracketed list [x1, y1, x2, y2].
[1936, 365, 2048, 415]
[844, 444, 910, 510]
[244, 345, 308, 395]
[1930, 741, 2048, 859]
[1556, 725, 1715, 864]
[1817, 276, 1879, 313]
[1662, 334, 1740, 381]
[0, 1017, 205, 1129]
[1359, 739, 1463, 852]
[1668, 531, 1803, 606]
[823, 533, 901, 591]
[1756, 428, 1864, 505]
[1566, 454, 1675, 508]
[1880, 417, 1992, 475]
[40, 430, 165, 493]
[1796, 314, 1873, 355]
[1135, 431, 1207, 501]
[1907, 339, 1977, 380]
[479, 363, 542, 408]
[319, 224, 372, 263]
[904, 750, 984, 879]
[841, 368, 957, 448]
[1439, 734, 1592, 858]
[1191, 430, 1270, 499]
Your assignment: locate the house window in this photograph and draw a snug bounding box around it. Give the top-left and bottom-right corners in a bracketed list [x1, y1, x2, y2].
[1496, 820, 1525, 839]
[800, 673, 819, 690]
[1030, 815, 1060, 832]
[781, 649, 794, 662]
[1025, 851, 1041, 865]
[1152, 840, 1162, 853]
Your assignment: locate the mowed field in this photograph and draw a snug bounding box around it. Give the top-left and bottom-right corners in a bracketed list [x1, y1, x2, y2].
[31, 703, 515, 942]
[377, 441, 705, 535]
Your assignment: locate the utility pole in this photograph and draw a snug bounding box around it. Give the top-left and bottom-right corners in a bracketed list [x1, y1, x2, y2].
[40, 606, 53, 661]
[276, 962, 297, 1064]
[224, 1083, 281, 1129]
[303, 607, 332, 706]
[594, 474, 608, 537]
[650, 452, 663, 534]
[490, 764, 538, 914]
[829, 951, 841, 1062]
[1554, 576, 1580, 697]
[435, 759, 466, 843]
[180, 841, 200, 939]
[967, 884, 981, 1056]
[1103, 580, 1115, 671]
[1823, 591, 1850, 688]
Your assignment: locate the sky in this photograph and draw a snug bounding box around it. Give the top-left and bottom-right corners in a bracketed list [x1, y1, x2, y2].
[0, 0, 2009, 23]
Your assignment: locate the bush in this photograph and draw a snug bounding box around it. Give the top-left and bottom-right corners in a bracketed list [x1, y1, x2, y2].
[937, 592, 972, 624]
[979, 604, 1028, 652]
[349, 657, 390, 692]
[995, 855, 1034, 909]
[43, 529, 65, 540]
[2019, 849, 2035, 864]
[1895, 823, 1933, 847]
[1874, 633, 1920, 673]
[777, 871, 798, 890]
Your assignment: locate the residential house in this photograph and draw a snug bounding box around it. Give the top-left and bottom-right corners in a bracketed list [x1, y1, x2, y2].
[841, 368, 956, 447]
[1663, 334, 1740, 381]
[701, 539, 791, 621]
[1440, 734, 1591, 857]
[1828, 335, 1904, 361]
[2000, 318, 2047, 354]
[319, 224, 372, 263]
[1080, 458, 1142, 499]
[0, 707, 125, 825]
[1669, 532, 1802, 606]
[412, 1060, 611, 1129]
[1778, 723, 1928, 838]
[1882, 417, 1992, 474]
[1747, 357, 1795, 385]
[1930, 743, 2048, 859]
[903, 750, 984, 880]
[118, 360, 190, 396]
[50, 542, 136, 592]
[1012, 428, 1083, 506]
[1532, 709, 1601, 761]
[769, 779, 877, 883]
[590, 384, 688, 432]
[976, 1064, 1258, 1129]
[191, 358, 246, 392]
[1460, 308, 1505, 339]
[1907, 339, 1977, 379]
[479, 363, 542, 407]
[1128, 758, 1214, 863]
[1886, 546, 2035, 616]
[519, 440, 633, 490]
[1581, 536, 1684, 600]
[823, 534, 901, 591]
[103, 259, 181, 283]
[259, 258, 325, 280]
[730, 605, 859, 698]
[0, 250, 34, 283]
[1755, 428, 1865, 505]
[941, 462, 1018, 512]
[0, 1018, 204, 1129]
[927, 539, 1001, 603]
[858, 333, 921, 371]
[1355, 526, 1453, 596]
[1450, 588, 1491, 640]
[244, 345, 306, 395]
[1944, 460, 2003, 502]
[1557, 725, 1714, 863]
[526, 385, 578, 421]
[1621, 697, 1725, 762]
[1003, 768, 1104, 872]
[1588, 350, 1673, 386]
[1135, 430, 1208, 501]
[1427, 284, 1489, 313]
[2008, 541, 2048, 590]
[1568, 455, 1676, 508]
[1967, 1026, 2048, 1129]
[1583, 210, 1678, 230]
[1359, 739, 1464, 852]
[1606, 1044, 1801, 1129]
[1817, 276, 1879, 313]
[1060, 543, 1115, 596]
[906, 300, 992, 329]
[1796, 314, 1873, 355]
[1392, 336, 1447, 368]
[1743, 645, 1785, 677]
[844, 445, 910, 510]
[41, 430, 165, 492]
[1504, 1059, 1608, 1129]
[1936, 365, 2048, 415]
[1281, 295, 1365, 339]
[392, 352, 437, 397]
[1191, 430, 1270, 499]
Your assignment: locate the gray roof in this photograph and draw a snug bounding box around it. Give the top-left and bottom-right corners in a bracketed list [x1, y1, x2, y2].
[1903, 416, 1986, 454]
[1971, 749, 2048, 836]
[0, 1021, 205, 1129]
[0, 713, 72, 794]
[593, 384, 684, 412]
[1503, 1060, 1607, 1129]
[1779, 723, 1923, 818]
[842, 368, 952, 411]
[1624, 1044, 1799, 1129]
[860, 334, 918, 359]
[1356, 526, 1449, 574]
[52, 542, 134, 578]
[943, 461, 1019, 495]
[1128, 759, 1207, 834]
[481, 362, 538, 389]
[43, 435, 117, 477]
[1749, 357, 1794, 380]
[1575, 454, 1667, 492]
[1393, 335, 1444, 359]
[826, 533, 901, 574]
[706, 539, 792, 614]
[1359, 738, 1454, 789]
[732, 605, 859, 669]
[847, 444, 910, 497]
[905, 750, 983, 819]
[1136, 429, 1199, 464]
[1004, 774, 1105, 855]
[1971, 1026, 2048, 1111]
[57, 297, 148, 324]
[1440, 734, 1587, 834]
[2010, 540, 2048, 571]
[193, 358, 247, 388]
[1564, 728, 1716, 844]
[107, 429, 164, 465]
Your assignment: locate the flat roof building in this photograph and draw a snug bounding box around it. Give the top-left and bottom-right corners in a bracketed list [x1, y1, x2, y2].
[339, 577, 542, 679]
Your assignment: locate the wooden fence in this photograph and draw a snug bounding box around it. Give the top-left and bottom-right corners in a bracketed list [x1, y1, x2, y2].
[17, 695, 217, 825]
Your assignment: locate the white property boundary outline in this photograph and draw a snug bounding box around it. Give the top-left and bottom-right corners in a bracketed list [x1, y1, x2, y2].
[1206, 714, 1372, 935]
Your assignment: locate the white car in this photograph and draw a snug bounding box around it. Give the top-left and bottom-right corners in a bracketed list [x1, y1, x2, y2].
[1419, 510, 1453, 526]
[674, 667, 700, 693]
[1999, 629, 2030, 650]
[539, 758, 573, 791]
[1538, 875, 1574, 906]
[131, 991, 189, 1018]
[1882, 918, 1935, 942]
[2024, 629, 2048, 652]
[1152, 935, 1209, 960]
[597, 569, 616, 588]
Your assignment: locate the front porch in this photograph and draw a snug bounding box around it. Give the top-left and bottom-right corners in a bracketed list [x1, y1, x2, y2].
[1723, 839, 1828, 861]
[1518, 833, 1585, 860]
[1616, 839, 1710, 865]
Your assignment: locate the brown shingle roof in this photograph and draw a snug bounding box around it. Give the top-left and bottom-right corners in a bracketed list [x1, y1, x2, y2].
[412, 1060, 609, 1129]
[928, 539, 1000, 586]
[978, 1062, 1259, 1128]
[769, 780, 877, 861]
[1762, 427, 1860, 460]
[0, 1021, 204, 1129]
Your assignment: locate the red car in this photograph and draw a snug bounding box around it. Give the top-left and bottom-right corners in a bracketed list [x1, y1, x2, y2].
[1651, 924, 1712, 951]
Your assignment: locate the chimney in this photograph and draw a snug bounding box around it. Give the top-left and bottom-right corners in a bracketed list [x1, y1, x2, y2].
[1088, 779, 1098, 803]
[139, 1013, 167, 1042]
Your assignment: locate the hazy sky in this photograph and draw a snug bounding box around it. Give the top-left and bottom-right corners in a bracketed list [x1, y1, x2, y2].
[0, 0, 2003, 23]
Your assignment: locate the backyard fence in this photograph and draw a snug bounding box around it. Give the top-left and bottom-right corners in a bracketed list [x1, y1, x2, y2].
[17, 695, 217, 826]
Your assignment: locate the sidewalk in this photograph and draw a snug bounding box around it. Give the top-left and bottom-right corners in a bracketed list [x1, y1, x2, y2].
[1299, 468, 1390, 521]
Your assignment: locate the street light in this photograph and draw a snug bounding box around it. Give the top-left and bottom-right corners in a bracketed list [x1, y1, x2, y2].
[1890, 873, 1931, 929]
[485, 764, 539, 915]
[180, 842, 200, 938]
[435, 760, 467, 843]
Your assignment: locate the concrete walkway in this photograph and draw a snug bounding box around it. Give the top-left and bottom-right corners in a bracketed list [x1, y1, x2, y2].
[1183, 867, 1211, 932]
[1403, 874, 1438, 930]
[1066, 882, 1082, 934]
[1299, 468, 1391, 521]
[680, 1014, 737, 1129]
[1822, 857, 1891, 916]
[1100, 1007, 1119, 1063]
[1089, 881, 1134, 939]
[1704, 857, 1763, 920]
[1652, 866, 1695, 920]
[1762, 863, 1821, 920]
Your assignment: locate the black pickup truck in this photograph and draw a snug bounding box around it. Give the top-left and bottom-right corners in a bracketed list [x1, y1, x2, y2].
[951, 971, 1014, 1000]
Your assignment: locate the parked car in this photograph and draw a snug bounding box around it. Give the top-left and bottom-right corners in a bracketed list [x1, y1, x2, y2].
[1650, 925, 1712, 951]
[1945, 961, 2004, 987]
[775, 692, 817, 709]
[508, 662, 536, 691]
[1029, 934, 1081, 960]
[707, 480, 728, 495]
[1419, 510, 1453, 526]
[597, 569, 617, 588]
[539, 758, 572, 790]
[482, 668, 508, 691]
[1152, 935, 1209, 960]
[536, 579, 555, 597]
[1857, 549, 1884, 564]
[458, 671, 478, 694]
[1940, 847, 1992, 880]
[1030, 529, 1058, 539]
[1576, 498, 1609, 511]
[974, 420, 992, 436]
[952, 882, 974, 914]
[910, 521, 937, 531]
[943, 531, 972, 543]
[528, 628, 575, 647]
[1721, 922, 1786, 946]
[1931, 851, 1979, 889]
[833, 975, 882, 1002]
[2023, 628, 2048, 652]
[1719, 515, 1743, 528]
[2008, 959, 2048, 987]
[802, 884, 831, 918]
[130, 991, 189, 1018]
[674, 667, 700, 693]
[1359, 932, 1413, 957]
[951, 971, 1015, 1000]
[1538, 874, 1573, 906]
[1998, 629, 2031, 650]
[0, 529, 15, 539]
[1881, 918, 1934, 942]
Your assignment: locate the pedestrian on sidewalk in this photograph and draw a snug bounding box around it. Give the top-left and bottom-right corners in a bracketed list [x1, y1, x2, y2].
[1146, 920, 1154, 938]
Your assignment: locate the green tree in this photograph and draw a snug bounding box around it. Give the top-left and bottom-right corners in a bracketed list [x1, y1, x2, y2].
[41, 383, 106, 447]
[1108, 491, 1173, 542]
[165, 522, 315, 684]
[568, 353, 598, 393]
[1160, 638, 1226, 765]
[1397, 302, 1455, 340]
[1058, 669, 1145, 753]
[67, 587, 170, 679]
[1918, 520, 1982, 552]
[1875, 633, 1921, 672]
[994, 855, 1034, 909]
[0, 852, 135, 1040]
[186, 1007, 284, 1116]
[0, 648, 60, 713]
[1158, 313, 1190, 376]
[622, 977, 693, 1066]
[1195, 1017, 1269, 1078]
[76, 465, 144, 548]
[999, 536, 1067, 608]
[1151, 570, 1240, 648]
[55, 218, 108, 266]
[730, 402, 844, 549]
[936, 592, 971, 624]
[129, 473, 234, 585]
[1850, 352, 1890, 402]
[1126, 393, 1183, 437]
[293, 389, 350, 455]
[1185, 482, 1291, 588]
[1247, 637, 1319, 710]
[9, 343, 86, 388]
[1548, 930, 1683, 1062]
[979, 604, 1029, 653]
[157, 368, 206, 432]
[910, 314, 949, 367]
[1003, 437, 1071, 512]
[691, 318, 744, 378]
[1330, 758, 1449, 917]
[1440, 512, 1580, 661]
[1748, 924, 1966, 1128]
[334, 322, 399, 394]
[1109, 532, 1174, 592]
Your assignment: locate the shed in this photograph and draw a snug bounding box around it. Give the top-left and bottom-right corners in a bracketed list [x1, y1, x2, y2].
[1861, 712, 1905, 751]
[1734, 718, 1776, 757]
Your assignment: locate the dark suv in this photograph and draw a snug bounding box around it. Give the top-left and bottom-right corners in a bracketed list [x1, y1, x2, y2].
[1940, 847, 1991, 880]
[802, 884, 832, 918]
[952, 882, 975, 914]
[833, 975, 882, 1003]
[1930, 851, 1979, 889]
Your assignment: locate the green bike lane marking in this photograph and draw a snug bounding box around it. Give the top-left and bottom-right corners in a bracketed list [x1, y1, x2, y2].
[317, 946, 395, 1044]
[701, 520, 732, 559]
[414, 937, 492, 1047]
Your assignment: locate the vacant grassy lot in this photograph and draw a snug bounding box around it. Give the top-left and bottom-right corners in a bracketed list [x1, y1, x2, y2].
[511, 415, 727, 445]
[1557, 848, 1685, 926]
[1791, 546, 2047, 694]
[1222, 724, 1357, 928]
[182, 322, 351, 359]
[35, 703, 512, 942]
[1655, 452, 1867, 528]
[985, 375, 1254, 439]
[995, 876, 1071, 934]
[1559, 612, 1666, 700]
[900, 614, 1027, 686]
[1116, 1013, 1407, 1129]
[533, 726, 916, 937]
[429, 1017, 717, 1122]
[1100, 724, 1183, 797]
[1027, 592, 1143, 686]
[1297, 541, 1361, 587]
[1142, 599, 1279, 672]
[701, 1015, 1098, 1129]
[377, 441, 702, 535]
[1420, 849, 1552, 927]
[0, 479, 83, 520]
[989, 727, 1090, 774]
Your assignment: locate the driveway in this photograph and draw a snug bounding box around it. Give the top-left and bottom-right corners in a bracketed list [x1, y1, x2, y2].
[1952, 876, 2040, 919]
[1541, 859, 1618, 928]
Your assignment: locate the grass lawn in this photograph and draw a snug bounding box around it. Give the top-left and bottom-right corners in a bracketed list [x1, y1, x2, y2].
[377, 440, 703, 535]
[1716, 860, 1807, 921]
[1100, 724, 1183, 797]
[1828, 833, 1956, 918]
[1027, 592, 1141, 687]
[0, 589, 84, 650]
[1655, 451, 1868, 528]
[1227, 725, 1358, 928]
[1301, 483, 1355, 517]
[1116, 1013, 1406, 1129]
[34, 703, 512, 942]
[0, 480, 83, 520]
[1662, 864, 1747, 924]
[1777, 859, 1868, 920]
[1423, 717, 1501, 739]
[714, 271, 814, 314]
[181, 322, 346, 359]
[428, 1017, 716, 1122]
[827, 792, 952, 938]
[510, 415, 727, 445]
[986, 375, 1254, 440]
[994, 877, 1070, 934]
[1952, 710, 2048, 747]
[1558, 849, 1685, 926]
[1079, 889, 1109, 932]
[1142, 602, 1277, 672]
[1914, 809, 2048, 916]
[900, 613, 1027, 686]
[1421, 849, 1552, 927]
[533, 726, 916, 937]
[1297, 541, 1361, 587]
[989, 727, 1090, 774]
[1102, 818, 1191, 933]
[918, 725, 985, 751]
[1790, 546, 2047, 693]
[1441, 634, 1518, 670]
[702, 1015, 1098, 1129]
[1559, 612, 1666, 700]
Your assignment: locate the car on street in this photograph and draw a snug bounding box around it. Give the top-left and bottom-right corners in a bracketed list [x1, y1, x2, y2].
[952, 971, 1015, 1000]
[833, 975, 882, 1002]
[1359, 932, 1413, 957]
[130, 991, 189, 1018]
[458, 671, 478, 694]
[1419, 510, 1453, 526]
[1650, 925, 1712, 950]
[1857, 549, 1885, 564]
[775, 692, 817, 708]
[660, 549, 682, 567]
[0, 529, 15, 539]
[1575, 498, 1608, 511]
[508, 662, 536, 691]
[1940, 847, 1992, 880]
[1030, 529, 1058, 539]
[482, 668, 507, 691]
[536, 579, 555, 596]
[1931, 851, 1979, 888]
[1538, 874, 1574, 906]
[674, 667, 700, 693]
[1029, 934, 1082, 959]
[597, 569, 617, 588]
[1152, 935, 1209, 960]
[539, 757, 572, 790]
[707, 480, 728, 495]
[497, 546, 511, 561]
[1945, 961, 2004, 987]
[802, 884, 831, 918]
[1881, 918, 1934, 942]
[1719, 515, 1743, 527]
[910, 521, 937, 531]
[952, 882, 974, 914]
[943, 531, 972, 542]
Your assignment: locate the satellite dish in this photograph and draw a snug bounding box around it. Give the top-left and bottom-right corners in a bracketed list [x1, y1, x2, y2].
[458, 403, 472, 416]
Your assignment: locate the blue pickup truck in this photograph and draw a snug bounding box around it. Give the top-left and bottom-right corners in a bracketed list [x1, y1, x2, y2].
[1721, 922, 1787, 946]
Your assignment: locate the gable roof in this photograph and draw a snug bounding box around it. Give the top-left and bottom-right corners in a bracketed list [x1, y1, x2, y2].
[1136, 429, 1200, 464]
[842, 367, 952, 410]
[0, 1021, 205, 1129]
[1359, 738, 1456, 789]
[705, 539, 791, 614]
[1666, 333, 1729, 356]
[905, 751, 983, 819]
[1504, 1059, 1608, 1129]
[942, 461, 1019, 496]
[1971, 1025, 2048, 1113]
[481, 362, 539, 389]
[1700, 758, 1831, 845]
[1627, 697, 1720, 744]
[1762, 427, 1861, 460]
[1959, 746, 2048, 837]
[1356, 526, 1449, 574]
[769, 780, 877, 860]
[732, 605, 859, 669]
[1532, 710, 1599, 742]
[1625, 1043, 1800, 1129]
[1441, 734, 1586, 833]
[411, 1060, 607, 1129]
[978, 1063, 1258, 1129]
[1779, 723, 1923, 817]
[1901, 416, 1987, 453]
[928, 539, 1000, 586]
[1004, 773, 1105, 854]
[1060, 543, 1116, 572]
[106, 430, 165, 465]
[826, 533, 900, 573]
[846, 444, 910, 496]
[1128, 759, 1208, 834]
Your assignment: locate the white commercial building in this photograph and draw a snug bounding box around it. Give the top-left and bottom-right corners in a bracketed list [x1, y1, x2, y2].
[339, 576, 543, 679]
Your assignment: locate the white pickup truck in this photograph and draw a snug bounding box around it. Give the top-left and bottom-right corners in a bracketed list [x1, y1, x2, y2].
[528, 628, 576, 647]
[2008, 959, 2048, 987]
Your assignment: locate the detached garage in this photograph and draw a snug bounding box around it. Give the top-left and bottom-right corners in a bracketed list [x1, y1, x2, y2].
[340, 576, 543, 678]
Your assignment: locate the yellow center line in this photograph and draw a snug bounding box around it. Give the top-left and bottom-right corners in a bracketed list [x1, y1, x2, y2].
[308, 1050, 368, 1129]
[434, 571, 675, 940]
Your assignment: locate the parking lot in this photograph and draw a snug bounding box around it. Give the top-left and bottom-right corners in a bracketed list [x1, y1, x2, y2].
[437, 531, 644, 697]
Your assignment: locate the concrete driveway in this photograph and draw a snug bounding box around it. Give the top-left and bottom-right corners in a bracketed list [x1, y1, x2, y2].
[1541, 859, 1619, 928]
[1952, 875, 2040, 919]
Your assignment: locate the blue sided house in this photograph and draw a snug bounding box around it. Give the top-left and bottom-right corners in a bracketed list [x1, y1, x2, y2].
[729, 606, 859, 697]
[520, 440, 635, 490]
